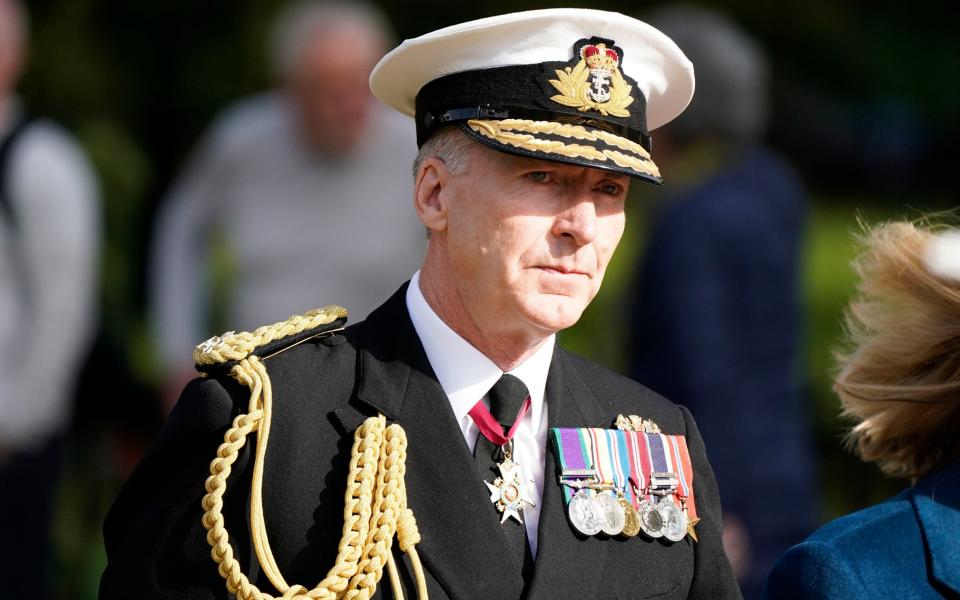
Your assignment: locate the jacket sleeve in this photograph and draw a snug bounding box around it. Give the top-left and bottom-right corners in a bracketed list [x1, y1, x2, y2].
[681, 404, 743, 599]
[100, 375, 252, 600]
[762, 541, 867, 600]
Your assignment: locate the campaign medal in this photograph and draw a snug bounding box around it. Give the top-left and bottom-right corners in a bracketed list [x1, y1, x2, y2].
[659, 498, 688, 542]
[551, 424, 700, 542]
[484, 454, 535, 525]
[593, 492, 625, 536]
[662, 432, 699, 542]
[568, 488, 602, 536]
[585, 427, 630, 536]
[619, 493, 641, 537]
[552, 428, 602, 534]
[638, 499, 665, 538]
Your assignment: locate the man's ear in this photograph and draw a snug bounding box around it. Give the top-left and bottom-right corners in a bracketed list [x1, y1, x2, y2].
[414, 156, 450, 234]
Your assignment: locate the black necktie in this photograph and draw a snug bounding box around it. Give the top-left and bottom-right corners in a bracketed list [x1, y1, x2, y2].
[474, 373, 534, 581]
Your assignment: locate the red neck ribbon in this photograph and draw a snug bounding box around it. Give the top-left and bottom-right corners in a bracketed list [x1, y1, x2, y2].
[469, 396, 531, 447]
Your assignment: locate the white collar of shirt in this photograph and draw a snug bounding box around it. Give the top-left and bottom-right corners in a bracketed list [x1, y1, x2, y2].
[405, 270, 554, 442]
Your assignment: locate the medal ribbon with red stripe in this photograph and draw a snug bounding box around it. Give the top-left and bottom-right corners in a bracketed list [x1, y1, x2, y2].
[549, 426, 696, 518]
[469, 396, 531, 447]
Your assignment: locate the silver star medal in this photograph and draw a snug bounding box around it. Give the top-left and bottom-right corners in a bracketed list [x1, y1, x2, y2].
[485, 458, 535, 524]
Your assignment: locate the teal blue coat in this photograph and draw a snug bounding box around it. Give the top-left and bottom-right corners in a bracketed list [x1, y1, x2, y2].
[763, 462, 960, 599]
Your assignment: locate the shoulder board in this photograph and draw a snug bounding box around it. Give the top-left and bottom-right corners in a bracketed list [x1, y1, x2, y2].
[193, 305, 348, 373]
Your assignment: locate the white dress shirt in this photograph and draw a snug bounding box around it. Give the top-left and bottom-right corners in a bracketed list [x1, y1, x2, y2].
[406, 271, 553, 556]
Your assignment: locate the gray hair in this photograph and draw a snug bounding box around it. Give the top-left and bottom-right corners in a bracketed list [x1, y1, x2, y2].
[412, 127, 474, 179]
[266, 1, 393, 80]
[646, 4, 769, 143]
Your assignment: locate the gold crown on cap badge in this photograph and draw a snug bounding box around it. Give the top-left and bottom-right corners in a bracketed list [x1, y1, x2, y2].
[549, 39, 635, 118]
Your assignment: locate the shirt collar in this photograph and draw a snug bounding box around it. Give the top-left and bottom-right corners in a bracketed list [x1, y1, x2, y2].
[405, 270, 554, 428]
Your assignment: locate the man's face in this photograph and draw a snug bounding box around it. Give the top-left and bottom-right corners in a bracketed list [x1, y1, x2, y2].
[438, 140, 629, 338]
[287, 23, 382, 154]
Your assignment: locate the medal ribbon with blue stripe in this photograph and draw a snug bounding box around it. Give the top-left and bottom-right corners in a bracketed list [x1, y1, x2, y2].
[607, 429, 636, 505]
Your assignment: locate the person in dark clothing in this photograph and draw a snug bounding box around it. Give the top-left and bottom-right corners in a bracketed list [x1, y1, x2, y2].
[629, 6, 817, 599]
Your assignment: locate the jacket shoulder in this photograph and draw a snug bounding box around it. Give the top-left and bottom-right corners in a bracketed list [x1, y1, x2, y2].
[193, 305, 349, 373]
[801, 489, 919, 555]
[764, 490, 921, 599]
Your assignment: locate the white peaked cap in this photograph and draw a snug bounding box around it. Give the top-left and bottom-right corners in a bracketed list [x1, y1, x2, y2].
[369, 8, 695, 184]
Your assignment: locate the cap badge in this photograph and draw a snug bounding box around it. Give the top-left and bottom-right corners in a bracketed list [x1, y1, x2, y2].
[549, 40, 634, 118]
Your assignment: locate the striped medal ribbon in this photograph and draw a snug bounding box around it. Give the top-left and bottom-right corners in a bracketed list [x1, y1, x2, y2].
[550, 427, 698, 540]
[551, 428, 601, 535]
[584, 428, 625, 535]
[642, 431, 691, 542]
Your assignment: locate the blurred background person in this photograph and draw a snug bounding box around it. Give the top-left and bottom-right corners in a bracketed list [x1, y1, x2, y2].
[149, 0, 423, 408]
[0, 0, 101, 596]
[764, 221, 960, 598]
[627, 5, 817, 598]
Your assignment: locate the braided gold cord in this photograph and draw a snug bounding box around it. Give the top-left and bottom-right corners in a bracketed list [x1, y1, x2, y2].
[467, 119, 661, 179]
[194, 305, 348, 367]
[200, 346, 426, 600]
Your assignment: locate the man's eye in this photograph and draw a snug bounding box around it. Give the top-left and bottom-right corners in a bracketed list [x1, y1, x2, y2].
[527, 171, 551, 183]
[599, 182, 623, 195]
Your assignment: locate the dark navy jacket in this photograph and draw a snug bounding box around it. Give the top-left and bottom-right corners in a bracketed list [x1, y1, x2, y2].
[100, 284, 741, 599]
[764, 462, 960, 599]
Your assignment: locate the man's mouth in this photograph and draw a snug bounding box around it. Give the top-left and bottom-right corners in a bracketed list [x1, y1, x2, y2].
[537, 265, 589, 277]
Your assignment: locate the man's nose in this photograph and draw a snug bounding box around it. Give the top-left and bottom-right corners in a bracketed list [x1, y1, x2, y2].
[552, 195, 598, 246]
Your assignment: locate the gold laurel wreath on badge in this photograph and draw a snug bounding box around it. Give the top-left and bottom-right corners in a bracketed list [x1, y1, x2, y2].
[549, 46, 634, 117]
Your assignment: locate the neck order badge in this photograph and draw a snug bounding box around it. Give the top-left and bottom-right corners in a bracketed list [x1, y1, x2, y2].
[550, 415, 699, 542]
[470, 392, 536, 525]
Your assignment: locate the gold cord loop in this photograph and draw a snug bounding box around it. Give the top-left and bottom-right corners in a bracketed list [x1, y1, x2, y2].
[198, 308, 426, 600]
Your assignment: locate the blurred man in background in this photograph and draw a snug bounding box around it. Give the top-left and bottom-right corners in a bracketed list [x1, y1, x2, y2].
[628, 6, 817, 598]
[0, 0, 101, 596]
[150, 0, 423, 407]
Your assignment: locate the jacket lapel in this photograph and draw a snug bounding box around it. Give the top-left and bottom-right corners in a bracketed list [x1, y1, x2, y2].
[525, 349, 611, 600]
[912, 462, 960, 595]
[342, 284, 525, 600]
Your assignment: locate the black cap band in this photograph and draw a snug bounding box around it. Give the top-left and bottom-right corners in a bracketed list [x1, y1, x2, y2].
[419, 104, 653, 152]
[414, 40, 651, 149]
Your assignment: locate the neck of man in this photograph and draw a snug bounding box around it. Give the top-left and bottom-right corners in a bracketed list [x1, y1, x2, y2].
[418, 254, 551, 372]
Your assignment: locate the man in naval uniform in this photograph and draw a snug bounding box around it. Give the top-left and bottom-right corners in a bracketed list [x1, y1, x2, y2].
[101, 9, 741, 600]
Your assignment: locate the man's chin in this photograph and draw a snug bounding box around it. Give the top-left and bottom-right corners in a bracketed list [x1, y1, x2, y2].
[520, 296, 590, 333]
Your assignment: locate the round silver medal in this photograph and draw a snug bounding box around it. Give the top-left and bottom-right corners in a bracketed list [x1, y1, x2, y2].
[568, 489, 602, 536]
[637, 499, 665, 538]
[592, 492, 625, 536]
[658, 499, 688, 542]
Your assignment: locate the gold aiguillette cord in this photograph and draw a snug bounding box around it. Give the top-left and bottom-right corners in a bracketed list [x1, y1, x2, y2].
[200, 353, 428, 600]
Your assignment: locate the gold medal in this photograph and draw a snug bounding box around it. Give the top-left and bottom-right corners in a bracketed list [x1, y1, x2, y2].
[619, 496, 640, 537]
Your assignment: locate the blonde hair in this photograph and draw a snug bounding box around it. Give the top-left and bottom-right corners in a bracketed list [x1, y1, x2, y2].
[835, 220, 960, 479]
